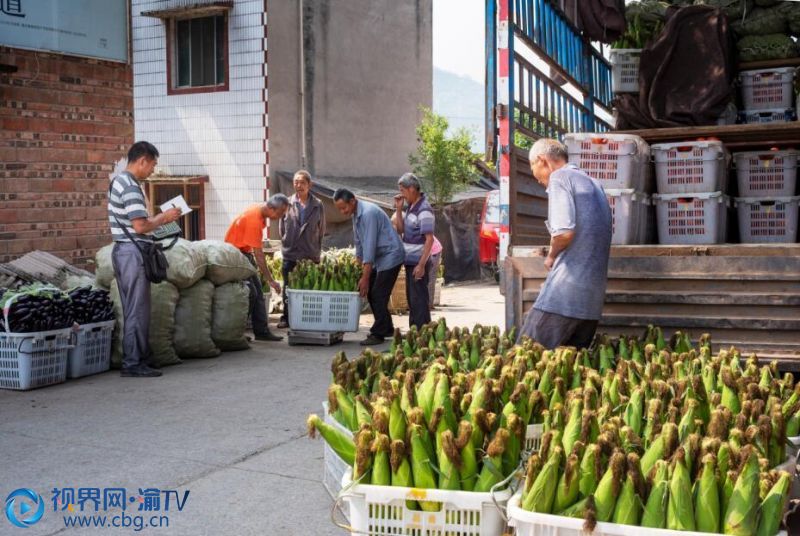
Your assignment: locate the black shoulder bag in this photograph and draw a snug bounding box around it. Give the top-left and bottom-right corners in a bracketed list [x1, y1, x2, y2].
[109, 177, 177, 284]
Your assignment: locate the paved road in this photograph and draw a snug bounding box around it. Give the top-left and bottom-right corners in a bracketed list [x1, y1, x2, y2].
[0, 282, 504, 535]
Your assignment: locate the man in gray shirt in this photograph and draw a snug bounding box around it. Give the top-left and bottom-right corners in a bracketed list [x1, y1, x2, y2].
[333, 188, 405, 346]
[519, 138, 612, 349]
[109, 141, 181, 377]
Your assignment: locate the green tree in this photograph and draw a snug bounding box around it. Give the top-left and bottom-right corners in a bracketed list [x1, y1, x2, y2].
[408, 107, 479, 207]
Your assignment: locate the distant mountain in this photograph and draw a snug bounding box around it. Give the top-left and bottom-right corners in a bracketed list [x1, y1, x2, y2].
[433, 68, 486, 153]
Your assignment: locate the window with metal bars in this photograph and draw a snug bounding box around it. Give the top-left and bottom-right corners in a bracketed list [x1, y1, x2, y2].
[167, 14, 228, 95]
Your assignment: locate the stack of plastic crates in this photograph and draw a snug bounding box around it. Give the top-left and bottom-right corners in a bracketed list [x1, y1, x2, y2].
[733, 149, 799, 243]
[739, 67, 796, 124]
[564, 133, 653, 245]
[652, 140, 730, 245]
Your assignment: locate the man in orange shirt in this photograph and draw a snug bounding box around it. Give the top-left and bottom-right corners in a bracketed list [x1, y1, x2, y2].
[225, 194, 290, 341]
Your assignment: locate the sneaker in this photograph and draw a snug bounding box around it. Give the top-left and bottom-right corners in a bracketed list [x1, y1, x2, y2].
[277, 318, 289, 329]
[360, 334, 385, 346]
[121, 364, 163, 378]
[254, 331, 284, 342]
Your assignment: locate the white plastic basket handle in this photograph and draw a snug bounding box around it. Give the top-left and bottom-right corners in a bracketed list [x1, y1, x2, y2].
[330, 473, 371, 535]
[489, 460, 525, 524]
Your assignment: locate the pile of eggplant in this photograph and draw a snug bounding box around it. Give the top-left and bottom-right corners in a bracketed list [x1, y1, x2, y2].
[67, 286, 114, 325]
[0, 284, 115, 333]
[1, 286, 74, 333]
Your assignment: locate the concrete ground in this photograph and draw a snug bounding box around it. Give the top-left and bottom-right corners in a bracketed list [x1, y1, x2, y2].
[0, 282, 503, 536]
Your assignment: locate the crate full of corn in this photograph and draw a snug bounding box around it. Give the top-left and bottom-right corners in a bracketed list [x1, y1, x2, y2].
[308, 318, 797, 535]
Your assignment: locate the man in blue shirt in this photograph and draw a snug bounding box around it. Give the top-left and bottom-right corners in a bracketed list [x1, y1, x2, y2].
[334, 188, 405, 346]
[519, 138, 612, 349]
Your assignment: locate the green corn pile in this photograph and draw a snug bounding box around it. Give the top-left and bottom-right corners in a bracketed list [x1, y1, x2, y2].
[306, 322, 794, 532]
[287, 254, 362, 292]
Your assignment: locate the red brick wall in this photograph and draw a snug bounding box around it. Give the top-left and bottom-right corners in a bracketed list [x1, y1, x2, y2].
[0, 46, 133, 270]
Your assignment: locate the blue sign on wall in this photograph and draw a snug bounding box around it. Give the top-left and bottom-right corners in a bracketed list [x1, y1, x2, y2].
[0, 0, 128, 63]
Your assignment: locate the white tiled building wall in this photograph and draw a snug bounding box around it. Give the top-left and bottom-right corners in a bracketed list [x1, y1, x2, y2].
[131, 0, 268, 239]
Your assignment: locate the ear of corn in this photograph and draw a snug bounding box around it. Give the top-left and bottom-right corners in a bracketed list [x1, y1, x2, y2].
[306, 414, 356, 466]
[436, 429, 462, 491]
[553, 452, 581, 514]
[624, 387, 644, 438]
[579, 443, 602, 499]
[389, 395, 407, 442]
[408, 423, 439, 512]
[389, 439, 414, 487]
[416, 366, 439, 424]
[562, 398, 583, 456]
[329, 384, 357, 431]
[721, 367, 742, 415]
[370, 434, 391, 486]
[612, 470, 642, 525]
[785, 409, 800, 437]
[433, 373, 458, 434]
[456, 421, 478, 492]
[678, 399, 698, 443]
[724, 448, 761, 536]
[594, 450, 626, 522]
[667, 449, 696, 531]
[641, 459, 669, 528]
[756, 470, 791, 536]
[641, 423, 678, 477]
[502, 413, 524, 475]
[473, 428, 510, 492]
[522, 446, 563, 513]
[557, 494, 593, 517]
[694, 453, 720, 533]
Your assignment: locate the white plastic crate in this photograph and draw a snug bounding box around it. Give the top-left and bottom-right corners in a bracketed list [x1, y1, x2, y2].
[507, 492, 788, 536]
[564, 133, 650, 190]
[653, 192, 728, 245]
[67, 320, 114, 379]
[736, 196, 800, 244]
[321, 401, 354, 504]
[652, 141, 728, 194]
[740, 108, 797, 124]
[609, 49, 641, 93]
[0, 328, 72, 390]
[287, 289, 361, 332]
[606, 189, 650, 245]
[524, 423, 543, 453]
[740, 67, 796, 111]
[734, 150, 798, 198]
[340, 470, 511, 536]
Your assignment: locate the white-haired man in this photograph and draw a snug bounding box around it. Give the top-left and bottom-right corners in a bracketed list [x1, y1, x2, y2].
[519, 138, 612, 349]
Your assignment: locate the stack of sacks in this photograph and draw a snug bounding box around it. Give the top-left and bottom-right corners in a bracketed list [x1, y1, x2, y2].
[98, 239, 256, 368]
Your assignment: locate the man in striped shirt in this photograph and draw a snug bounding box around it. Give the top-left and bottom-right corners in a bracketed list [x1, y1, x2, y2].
[109, 141, 181, 377]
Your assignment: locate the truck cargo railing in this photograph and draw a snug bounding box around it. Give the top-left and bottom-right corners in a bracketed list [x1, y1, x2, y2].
[489, 0, 613, 254]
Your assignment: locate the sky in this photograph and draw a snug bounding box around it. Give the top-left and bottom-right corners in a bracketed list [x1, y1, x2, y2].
[433, 0, 485, 84]
[432, 0, 486, 151]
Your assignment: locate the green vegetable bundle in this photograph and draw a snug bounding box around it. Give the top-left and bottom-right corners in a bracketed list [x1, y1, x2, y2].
[738, 33, 799, 62]
[731, 7, 788, 37]
[693, 0, 753, 19]
[613, 1, 670, 49]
